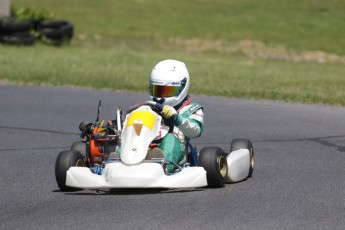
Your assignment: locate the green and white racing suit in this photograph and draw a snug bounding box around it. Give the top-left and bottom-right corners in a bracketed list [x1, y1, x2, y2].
[157, 96, 204, 167]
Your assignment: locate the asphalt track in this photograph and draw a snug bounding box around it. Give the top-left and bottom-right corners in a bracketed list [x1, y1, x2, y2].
[1, 85, 345, 230]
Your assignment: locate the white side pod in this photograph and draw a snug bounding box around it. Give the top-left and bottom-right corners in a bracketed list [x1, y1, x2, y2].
[226, 149, 250, 183]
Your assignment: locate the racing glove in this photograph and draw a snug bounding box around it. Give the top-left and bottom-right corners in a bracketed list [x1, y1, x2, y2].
[162, 105, 182, 125]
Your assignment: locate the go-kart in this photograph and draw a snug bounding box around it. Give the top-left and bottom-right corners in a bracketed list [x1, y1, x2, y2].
[55, 100, 254, 191]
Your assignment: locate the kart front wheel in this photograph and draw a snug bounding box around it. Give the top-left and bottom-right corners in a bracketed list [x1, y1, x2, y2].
[230, 139, 254, 178]
[55, 150, 85, 191]
[199, 147, 228, 188]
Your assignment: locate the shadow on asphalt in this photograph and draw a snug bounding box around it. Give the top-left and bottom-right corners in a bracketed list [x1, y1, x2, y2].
[52, 187, 207, 195]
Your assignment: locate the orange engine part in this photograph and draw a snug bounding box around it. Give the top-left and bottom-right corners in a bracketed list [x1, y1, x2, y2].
[89, 139, 105, 164]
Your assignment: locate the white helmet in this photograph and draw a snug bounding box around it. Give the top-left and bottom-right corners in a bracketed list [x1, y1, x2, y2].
[149, 59, 190, 107]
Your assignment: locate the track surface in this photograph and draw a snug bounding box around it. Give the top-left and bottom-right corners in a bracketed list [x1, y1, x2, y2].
[1, 85, 345, 230]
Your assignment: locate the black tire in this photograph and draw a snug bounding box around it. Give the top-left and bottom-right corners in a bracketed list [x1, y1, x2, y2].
[37, 20, 69, 29]
[38, 21, 73, 39]
[71, 141, 90, 167]
[44, 24, 73, 39]
[39, 28, 63, 39]
[61, 23, 74, 39]
[71, 141, 86, 157]
[36, 20, 73, 46]
[0, 35, 35, 45]
[55, 150, 85, 191]
[230, 139, 254, 177]
[0, 17, 33, 32]
[199, 147, 228, 188]
[0, 31, 32, 37]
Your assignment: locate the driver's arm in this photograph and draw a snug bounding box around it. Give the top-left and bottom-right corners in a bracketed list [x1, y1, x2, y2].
[176, 109, 204, 138]
[162, 105, 204, 138]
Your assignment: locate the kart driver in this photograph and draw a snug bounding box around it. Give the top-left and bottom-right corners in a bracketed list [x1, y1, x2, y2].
[147, 59, 204, 172]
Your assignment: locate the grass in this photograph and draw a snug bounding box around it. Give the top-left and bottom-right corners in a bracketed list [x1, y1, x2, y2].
[1, 0, 345, 106]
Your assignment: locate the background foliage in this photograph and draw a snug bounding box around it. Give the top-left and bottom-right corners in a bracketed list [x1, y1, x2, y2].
[1, 0, 345, 105]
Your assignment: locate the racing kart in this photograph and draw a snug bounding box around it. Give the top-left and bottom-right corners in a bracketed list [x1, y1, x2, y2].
[55, 101, 254, 191]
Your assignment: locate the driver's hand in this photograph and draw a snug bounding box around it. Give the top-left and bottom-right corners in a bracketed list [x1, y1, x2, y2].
[162, 105, 177, 120]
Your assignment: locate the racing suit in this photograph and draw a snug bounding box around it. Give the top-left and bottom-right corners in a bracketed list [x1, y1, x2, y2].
[157, 96, 204, 167]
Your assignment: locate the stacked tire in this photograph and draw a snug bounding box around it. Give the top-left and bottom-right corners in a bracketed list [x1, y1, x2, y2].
[37, 20, 73, 46]
[0, 17, 74, 46]
[0, 17, 35, 45]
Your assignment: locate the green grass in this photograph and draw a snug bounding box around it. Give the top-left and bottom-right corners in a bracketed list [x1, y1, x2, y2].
[1, 0, 345, 105]
[10, 0, 344, 54]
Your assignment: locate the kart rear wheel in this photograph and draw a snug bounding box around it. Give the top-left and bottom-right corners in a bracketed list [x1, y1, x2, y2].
[199, 147, 228, 188]
[71, 141, 86, 157]
[230, 139, 254, 178]
[55, 150, 85, 191]
[71, 141, 89, 166]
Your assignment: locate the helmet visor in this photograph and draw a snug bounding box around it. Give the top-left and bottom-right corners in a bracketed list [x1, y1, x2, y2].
[150, 84, 181, 97]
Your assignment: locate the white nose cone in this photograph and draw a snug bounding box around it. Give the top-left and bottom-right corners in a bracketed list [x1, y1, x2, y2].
[120, 106, 161, 165]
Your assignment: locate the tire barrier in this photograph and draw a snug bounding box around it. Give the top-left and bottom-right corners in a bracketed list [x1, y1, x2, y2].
[0, 17, 35, 45]
[37, 20, 74, 45]
[0, 17, 74, 46]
